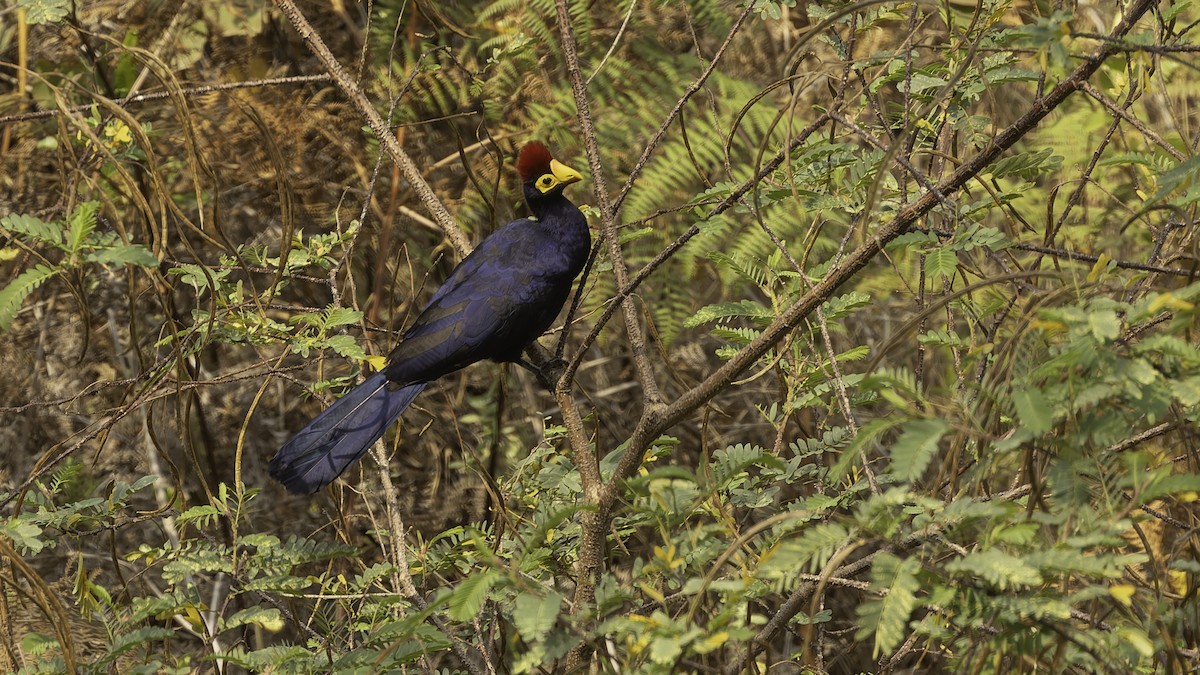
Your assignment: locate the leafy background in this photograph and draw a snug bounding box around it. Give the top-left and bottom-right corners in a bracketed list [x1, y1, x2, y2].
[2, 0, 1200, 672]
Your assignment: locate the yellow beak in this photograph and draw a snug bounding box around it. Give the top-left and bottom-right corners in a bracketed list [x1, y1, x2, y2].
[550, 159, 583, 185]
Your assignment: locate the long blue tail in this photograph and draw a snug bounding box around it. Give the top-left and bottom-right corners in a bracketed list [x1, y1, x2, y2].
[269, 373, 427, 494]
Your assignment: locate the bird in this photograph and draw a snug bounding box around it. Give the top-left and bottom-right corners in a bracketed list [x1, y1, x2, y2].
[269, 141, 590, 494]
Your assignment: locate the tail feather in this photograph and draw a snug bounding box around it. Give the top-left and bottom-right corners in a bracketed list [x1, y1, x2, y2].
[269, 372, 427, 494]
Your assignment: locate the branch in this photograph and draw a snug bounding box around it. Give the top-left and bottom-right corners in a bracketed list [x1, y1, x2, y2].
[608, 5, 754, 217]
[562, 112, 833, 385]
[369, 443, 487, 675]
[1077, 81, 1186, 162]
[270, 0, 471, 256]
[0, 74, 334, 125]
[553, 0, 662, 406]
[604, 0, 1160, 514]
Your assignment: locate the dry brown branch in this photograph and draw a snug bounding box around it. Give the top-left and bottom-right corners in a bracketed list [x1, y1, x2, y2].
[269, 0, 470, 256]
[552, 0, 661, 407]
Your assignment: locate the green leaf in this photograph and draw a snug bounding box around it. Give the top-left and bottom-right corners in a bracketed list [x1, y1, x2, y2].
[1117, 626, 1155, 658]
[95, 627, 176, 668]
[324, 334, 366, 360]
[832, 417, 901, 482]
[906, 72, 949, 93]
[820, 291, 872, 319]
[619, 226, 655, 244]
[221, 644, 319, 670]
[649, 633, 684, 664]
[276, 535, 358, 565]
[923, 247, 958, 280]
[684, 300, 775, 328]
[220, 606, 284, 633]
[448, 569, 499, 622]
[177, 505, 221, 529]
[956, 224, 1009, 251]
[512, 590, 561, 643]
[1025, 546, 1122, 578]
[1137, 473, 1200, 504]
[353, 562, 396, 591]
[162, 546, 234, 584]
[1088, 308, 1121, 342]
[1144, 155, 1200, 207]
[3, 518, 46, 554]
[1011, 387, 1053, 435]
[240, 533, 281, 550]
[917, 329, 968, 349]
[19, 631, 58, 657]
[0, 264, 58, 331]
[890, 418, 949, 483]
[990, 148, 1062, 181]
[324, 307, 362, 328]
[887, 230, 939, 250]
[1, 212, 62, 246]
[169, 263, 231, 292]
[856, 553, 920, 658]
[1170, 375, 1200, 406]
[945, 548, 1042, 589]
[65, 201, 99, 258]
[751, 0, 795, 20]
[710, 444, 782, 488]
[17, 0, 71, 25]
[759, 523, 851, 578]
[88, 244, 159, 267]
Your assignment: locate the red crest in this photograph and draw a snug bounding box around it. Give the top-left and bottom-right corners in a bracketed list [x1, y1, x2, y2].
[516, 141, 553, 181]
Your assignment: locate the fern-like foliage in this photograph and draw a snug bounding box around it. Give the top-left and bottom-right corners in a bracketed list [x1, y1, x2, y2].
[0, 263, 57, 331]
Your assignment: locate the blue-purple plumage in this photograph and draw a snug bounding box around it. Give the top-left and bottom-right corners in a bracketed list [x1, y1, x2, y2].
[269, 142, 589, 494]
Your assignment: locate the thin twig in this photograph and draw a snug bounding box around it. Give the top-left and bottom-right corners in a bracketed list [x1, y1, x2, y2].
[608, 5, 754, 217]
[368, 441, 488, 675]
[1078, 81, 1187, 162]
[586, 0, 638, 87]
[0, 75, 333, 124]
[913, 230, 1200, 277]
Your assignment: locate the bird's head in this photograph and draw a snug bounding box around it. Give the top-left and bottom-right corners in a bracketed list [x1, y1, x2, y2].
[517, 141, 582, 204]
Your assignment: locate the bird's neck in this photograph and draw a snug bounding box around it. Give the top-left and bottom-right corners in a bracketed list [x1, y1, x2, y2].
[528, 194, 583, 230]
[529, 194, 583, 223]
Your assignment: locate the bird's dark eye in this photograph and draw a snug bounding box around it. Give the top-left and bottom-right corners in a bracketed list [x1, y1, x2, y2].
[540, 176, 554, 187]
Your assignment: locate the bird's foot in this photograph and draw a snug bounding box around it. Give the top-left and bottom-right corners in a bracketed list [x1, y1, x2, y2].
[515, 356, 567, 387]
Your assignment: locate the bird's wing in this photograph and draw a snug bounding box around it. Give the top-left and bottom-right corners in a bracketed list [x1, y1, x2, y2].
[384, 224, 541, 382]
